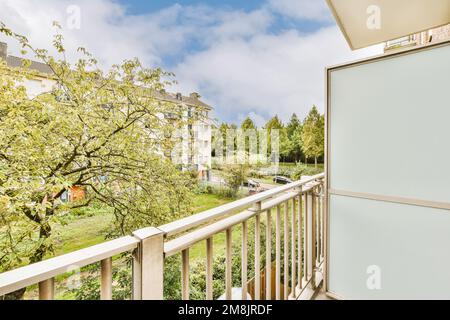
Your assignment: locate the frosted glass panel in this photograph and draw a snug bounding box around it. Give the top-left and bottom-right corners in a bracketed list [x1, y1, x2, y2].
[329, 43, 450, 203]
[328, 43, 450, 299]
[329, 194, 450, 300]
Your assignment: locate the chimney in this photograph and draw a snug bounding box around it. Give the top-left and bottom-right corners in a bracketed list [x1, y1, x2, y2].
[190, 92, 201, 99]
[0, 42, 7, 60]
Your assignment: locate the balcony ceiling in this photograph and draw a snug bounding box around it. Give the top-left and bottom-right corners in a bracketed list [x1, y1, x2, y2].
[326, 0, 450, 49]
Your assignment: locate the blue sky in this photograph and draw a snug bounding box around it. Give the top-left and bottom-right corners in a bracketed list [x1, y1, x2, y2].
[99, 0, 336, 70]
[119, 0, 328, 33]
[119, 0, 263, 14]
[0, 0, 382, 125]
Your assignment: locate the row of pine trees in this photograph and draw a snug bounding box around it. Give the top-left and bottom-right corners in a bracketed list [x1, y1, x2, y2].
[213, 106, 325, 166]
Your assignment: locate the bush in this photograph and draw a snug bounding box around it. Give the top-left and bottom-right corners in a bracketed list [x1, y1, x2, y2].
[195, 182, 245, 199]
[248, 169, 264, 179]
[70, 255, 183, 300]
[222, 164, 249, 197]
[69, 260, 132, 300]
[70, 202, 111, 218]
[276, 166, 294, 177]
[290, 163, 323, 180]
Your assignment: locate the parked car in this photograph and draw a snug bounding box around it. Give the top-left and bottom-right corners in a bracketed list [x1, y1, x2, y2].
[244, 179, 260, 189]
[273, 176, 293, 184]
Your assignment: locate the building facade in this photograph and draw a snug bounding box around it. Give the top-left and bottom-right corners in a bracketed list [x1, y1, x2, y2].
[155, 90, 212, 180]
[385, 24, 450, 52]
[0, 42, 212, 197]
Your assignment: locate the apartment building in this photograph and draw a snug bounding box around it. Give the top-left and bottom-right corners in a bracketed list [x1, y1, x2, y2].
[0, 41, 212, 181]
[385, 24, 450, 52]
[154, 90, 212, 180]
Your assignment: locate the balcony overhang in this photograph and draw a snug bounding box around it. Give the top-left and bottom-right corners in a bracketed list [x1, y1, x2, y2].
[326, 0, 450, 50]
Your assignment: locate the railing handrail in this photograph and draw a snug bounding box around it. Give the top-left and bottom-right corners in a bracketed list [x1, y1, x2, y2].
[159, 173, 325, 236]
[164, 191, 298, 257]
[0, 236, 139, 296]
[164, 180, 323, 257]
[0, 173, 324, 299]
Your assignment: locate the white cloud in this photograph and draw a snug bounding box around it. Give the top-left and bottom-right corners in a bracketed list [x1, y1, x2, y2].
[237, 111, 268, 128]
[0, 0, 198, 67]
[268, 0, 333, 22]
[207, 9, 273, 42]
[174, 26, 382, 124]
[0, 0, 383, 125]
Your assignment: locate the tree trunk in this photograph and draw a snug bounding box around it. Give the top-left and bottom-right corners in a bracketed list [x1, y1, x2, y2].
[2, 287, 26, 300]
[30, 222, 52, 264]
[5, 209, 53, 300]
[314, 157, 317, 168]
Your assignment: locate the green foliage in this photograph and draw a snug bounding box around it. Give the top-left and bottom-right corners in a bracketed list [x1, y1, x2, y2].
[290, 163, 323, 180]
[240, 117, 256, 130]
[163, 255, 182, 300]
[0, 23, 195, 276]
[68, 213, 302, 300]
[221, 164, 249, 197]
[196, 183, 245, 199]
[264, 116, 283, 159]
[240, 117, 257, 155]
[301, 106, 325, 167]
[286, 113, 301, 137]
[284, 114, 304, 162]
[248, 169, 265, 179]
[264, 115, 283, 131]
[70, 260, 132, 300]
[214, 109, 323, 168]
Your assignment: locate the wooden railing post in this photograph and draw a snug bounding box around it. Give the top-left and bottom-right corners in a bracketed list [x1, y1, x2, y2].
[100, 258, 113, 300]
[306, 189, 316, 289]
[253, 201, 262, 300]
[38, 278, 54, 300]
[132, 227, 165, 300]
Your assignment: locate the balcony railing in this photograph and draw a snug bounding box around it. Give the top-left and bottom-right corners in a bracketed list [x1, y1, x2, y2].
[0, 173, 325, 300]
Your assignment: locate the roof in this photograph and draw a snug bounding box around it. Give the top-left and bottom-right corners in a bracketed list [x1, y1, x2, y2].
[6, 55, 53, 74]
[327, 0, 450, 50]
[153, 91, 212, 110]
[2, 49, 212, 110]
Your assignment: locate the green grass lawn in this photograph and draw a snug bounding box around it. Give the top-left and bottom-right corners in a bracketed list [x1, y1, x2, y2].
[18, 193, 233, 299]
[191, 193, 233, 213]
[52, 193, 236, 257]
[53, 210, 114, 256]
[24, 190, 307, 299]
[52, 164, 322, 260]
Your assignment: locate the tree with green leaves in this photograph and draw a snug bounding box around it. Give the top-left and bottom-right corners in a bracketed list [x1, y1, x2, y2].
[300, 106, 325, 168]
[212, 122, 234, 161]
[240, 117, 256, 131]
[264, 115, 284, 161]
[240, 116, 257, 156]
[284, 113, 303, 162]
[222, 164, 249, 197]
[286, 113, 300, 137]
[0, 22, 196, 298]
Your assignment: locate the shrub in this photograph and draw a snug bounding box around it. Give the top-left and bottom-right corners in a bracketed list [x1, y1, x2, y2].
[69, 260, 132, 300]
[290, 163, 323, 180]
[248, 169, 264, 179]
[222, 164, 249, 197]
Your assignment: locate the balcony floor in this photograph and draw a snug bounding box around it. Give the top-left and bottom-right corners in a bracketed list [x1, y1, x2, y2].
[312, 290, 334, 300]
